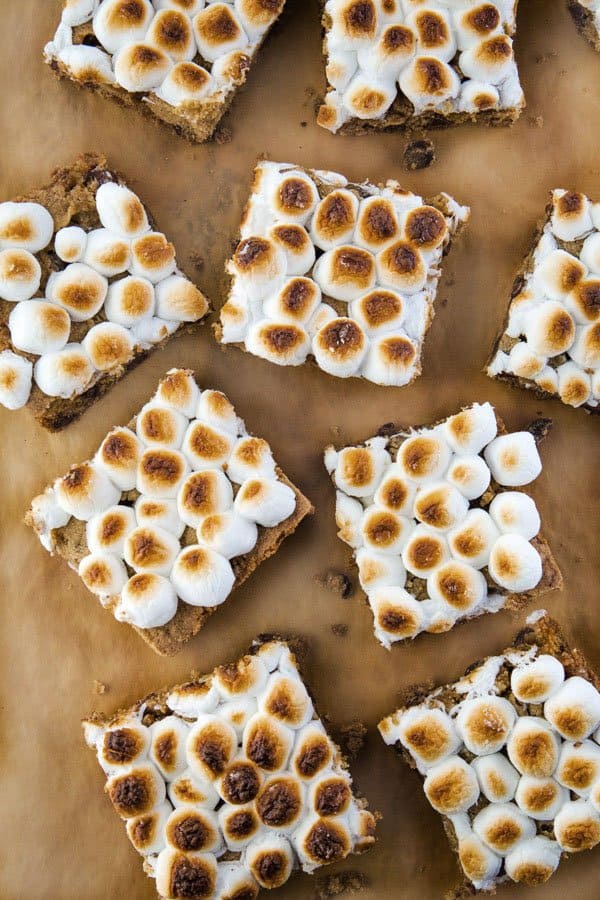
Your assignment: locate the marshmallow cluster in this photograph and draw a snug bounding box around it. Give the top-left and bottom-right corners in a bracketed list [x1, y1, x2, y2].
[45, 0, 285, 117]
[30, 369, 296, 629]
[325, 402, 547, 648]
[0, 180, 207, 412]
[488, 189, 600, 410]
[83, 640, 376, 899]
[318, 0, 524, 133]
[220, 160, 468, 385]
[379, 624, 600, 890]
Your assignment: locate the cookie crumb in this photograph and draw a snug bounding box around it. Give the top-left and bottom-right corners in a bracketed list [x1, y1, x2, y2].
[338, 720, 368, 760]
[528, 115, 544, 128]
[317, 570, 354, 599]
[403, 139, 436, 170]
[313, 871, 369, 899]
[189, 251, 205, 272]
[214, 125, 232, 144]
[300, 121, 308, 128]
[331, 623, 349, 637]
[93, 680, 107, 695]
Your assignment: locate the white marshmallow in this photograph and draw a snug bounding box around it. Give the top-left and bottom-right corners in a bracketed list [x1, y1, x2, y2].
[334, 490, 363, 549]
[354, 197, 400, 252]
[106, 763, 166, 819]
[544, 677, 600, 741]
[82, 228, 131, 277]
[473, 802, 536, 856]
[329, 442, 389, 498]
[0, 201, 54, 253]
[397, 432, 452, 483]
[86, 504, 136, 554]
[350, 288, 404, 336]
[197, 511, 258, 559]
[373, 465, 415, 515]
[556, 741, 600, 797]
[356, 23, 415, 80]
[357, 548, 406, 593]
[215, 863, 259, 899]
[196, 390, 239, 436]
[472, 753, 520, 803]
[269, 225, 316, 276]
[154, 369, 200, 418]
[263, 277, 320, 324]
[504, 836, 561, 885]
[156, 61, 214, 105]
[268, 170, 319, 225]
[170, 545, 235, 607]
[557, 361, 592, 408]
[124, 524, 181, 576]
[427, 560, 487, 613]
[551, 190, 593, 242]
[312, 245, 376, 302]
[413, 481, 469, 531]
[508, 341, 546, 379]
[361, 333, 419, 386]
[448, 508, 499, 569]
[309, 189, 359, 252]
[34, 343, 95, 398]
[534, 365, 559, 396]
[28, 487, 70, 548]
[226, 436, 276, 483]
[459, 78, 500, 112]
[155, 275, 207, 322]
[507, 716, 560, 777]
[258, 672, 313, 730]
[246, 320, 310, 367]
[93, 0, 154, 53]
[564, 278, 600, 325]
[218, 699, 258, 739]
[312, 317, 368, 378]
[187, 714, 238, 781]
[136, 402, 188, 449]
[155, 849, 217, 899]
[83, 322, 135, 372]
[443, 403, 498, 455]
[533, 249, 585, 301]
[396, 706, 461, 768]
[369, 586, 425, 645]
[135, 496, 185, 538]
[524, 301, 575, 357]
[117, 573, 178, 627]
[61, 0, 98, 27]
[399, 56, 460, 110]
[47, 262, 108, 321]
[130, 233, 176, 283]
[193, 4, 248, 63]
[554, 800, 600, 852]
[457, 834, 502, 889]
[95, 721, 150, 772]
[454, 3, 503, 50]
[570, 322, 600, 369]
[293, 815, 352, 873]
[8, 300, 70, 355]
[105, 276, 155, 327]
[54, 226, 87, 263]
[326, 48, 358, 91]
[95, 427, 142, 492]
[177, 469, 234, 528]
[306, 303, 338, 337]
[580, 233, 600, 274]
[591, 779, 600, 813]
[459, 35, 514, 83]
[488, 534, 542, 592]
[376, 241, 427, 294]
[155, 0, 205, 13]
[147, 8, 196, 61]
[423, 756, 480, 814]
[149, 716, 189, 781]
[131, 316, 178, 346]
[361, 504, 413, 554]
[235, 0, 283, 39]
[510, 654, 565, 704]
[233, 477, 296, 527]
[58, 44, 115, 84]
[168, 768, 220, 809]
[78, 552, 128, 596]
[489, 491, 540, 540]
[326, 0, 378, 49]
[246, 834, 294, 886]
[126, 802, 172, 856]
[406, 7, 456, 62]
[446, 455, 491, 500]
[213, 655, 268, 700]
[55, 462, 121, 520]
[484, 432, 542, 486]
[0, 248, 41, 301]
[230, 237, 287, 302]
[402, 525, 450, 576]
[218, 803, 262, 850]
[515, 775, 568, 820]
[95, 182, 150, 239]
[456, 696, 516, 755]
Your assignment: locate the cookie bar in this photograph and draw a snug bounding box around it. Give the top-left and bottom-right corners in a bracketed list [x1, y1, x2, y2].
[317, 0, 525, 135]
[379, 610, 600, 893]
[44, 0, 286, 143]
[26, 368, 313, 655]
[83, 636, 377, 898]
[216, 160, 468, 386]
[324, 402, 562, 649]
[568, 0, 600, 52]
[487, 189, 600, 412]
[0, 154, 209, 430]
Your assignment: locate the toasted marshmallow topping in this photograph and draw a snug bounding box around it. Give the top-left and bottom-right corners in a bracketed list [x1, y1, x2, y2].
[444, 402, 498, 455]
[234, 477, 296, 527]
[457, 834, 502, 889]
[0, 248, 41, 301]
[446, 455, 491, 500]
[395, 706, 460, 768]
[397, 433, 452, 483]
[472, 753, 519, 803]
[413, 481, 469, 531]
[484, 432, 542, 487]
[83, 322, 135, 371]
[424, 756, 480, 814]
[544, 677, 600, 741]
[511, 654, 565, 704]
[488, 534, 542, 592]
[554, 800, 600, 852]
[489, 491, 540, 540]
[83, 228, 131, 277]
[504, 835, 561, 885]
[155, 848, 218, 899]
[127, 803, 172, 856]
[55, 462, 121, 520]
[155, 367, 200, 417]
[9, 300, 70, 356]
[47, 262, 107, 322]
[473, 802, 536, 855]
[95, 427, 142, 491]
[456, 696, 516, 755]
[86, 504, 136, 555]
[0, 201, 54, 253]
[507, 717, 560, 778]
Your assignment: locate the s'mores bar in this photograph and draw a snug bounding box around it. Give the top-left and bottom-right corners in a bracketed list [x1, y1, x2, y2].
[317, 0, 525, 135]
[568, 0, 600, 51]
[487, 190, 600, 413]
[216, 160, 468, 385]
[44, 0, 286, 143]
[83, 637, 377, 898]
[26, 369, 312, 655]
[0, 154, 209, 430]
[379, 611, 600, 893]
[324, 403, 562, 649]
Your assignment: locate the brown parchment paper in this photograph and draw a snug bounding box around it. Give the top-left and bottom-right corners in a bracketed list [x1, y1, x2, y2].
[1, 1, 599, 898]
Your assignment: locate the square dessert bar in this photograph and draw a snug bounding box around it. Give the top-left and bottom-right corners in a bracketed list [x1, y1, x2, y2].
[317, 0, 524, 135]
[217, 160, 468, 386]
[324, 402, 562, 649]
[487, 189, 600, 413]
[26, 368, 313, 655]
[568, 0, 600, 51]
[44, 0, 286, 143]
[0, 154, 209, 430]
[83, 637, 377, 899]
[379, 611, 600, 894]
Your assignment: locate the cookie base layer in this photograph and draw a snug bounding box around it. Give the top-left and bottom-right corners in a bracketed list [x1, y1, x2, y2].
[568, 0, 600, 51]
[0, 153, 209, 430]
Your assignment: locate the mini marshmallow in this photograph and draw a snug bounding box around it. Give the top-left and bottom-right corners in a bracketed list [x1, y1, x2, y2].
[443, 403, 498, 455]
[455, 696, 516, 755]
[413, 481, 469, 531]
[354, 197, 400, 252]
[197, 512, 258, 559]
[263, 277, 321, 324]
[488, 534, 542, 592]
[427, 560, 487, 613]
[328, 441, 390, 498]
[170, 545, 235, 607]
[508, 341, 546, 379]
[137, 448, 189, 498]
[313, 317, 368, 378]
[350, 288, 404, 336]
[309, 773, 352, 817]
[535, 365, 559, 395]
[258, 672, 313, 730]
[167, 680, 220, 719]
[0, 201, 54, 253]
[126, 803, 172, 856]
[515, 775, 568, 820]
[55, 462, 121, 520]
[511, 654, 565, 704]
[360, 505, 414, 554]
[397, 433, 452, 483]
[399, 56, 460, 110]
[570, 322, 600, 369]
[564, 279, 600, 325]
[556, 740, 600, 797]
[226, 436, 276, 483]
[155, 275, 208, 322]
[83, 228, 131, 277]
[313, 245, 376, 302]
[218, 698, 258, 738]
[96, 722, 150, 773]
[406, 7, 456, 62]
[135, 497, 185, 538]
[131, 317, 179, 346]
[193, 4, 248, 64]
[557, 361, 592, 408]
[186, 714, 238, 780]
[155, 849, 217, 899]
[235, 0, 284, 38]
[164, 805, 221, 853]
[553, 800, 600, 852]
[423, 755, 480, 814]
[356, 547, 406, 592]
[93, 0, 153, 53]
[130, 233, 176, 283]
[149, 716, 189, 780]
[361, 333, 418, 386]
[147, 8, 196, 61]
[293, 816, 351, 873]
[269, 224, 316, 275]
[524, 301, 575, 357]
[373, 465, 415, 515]
[230, 237, 287, 302]
[219, 803, 262, 850]
[454, 3, 502, 50]
[307, 303, 337, 337]
[0, 248, 41, 301]
[534, 249, 586, 301]
[54, 226, 87, 263]
[58, 44, 115, 84]
[8, 300, 70, 355]
[95, 427, 141, 491]
[489, 491, 540, 540]
[182, 420, 234, 470]
[472, 753, 520, 803]
[233, 477, 296, 527]
[291, 722, 333, 782]
[105, 276, 155, 327]
[114, 41, 172, 92]
[457, 834, 502, 889]
[402, 525, 450, 577]
[327, 0, 378, 49]
[504, 836, 561, 886]
[155, 369, 200, 418]
[47, 262, 107, 321]
[136, 402, 188, 449]
[376, 240, 427, 294]
[177, 469, 233, 528]
[156, 0, 205, 13]
[484, 432, 542, 486]
[269, 171, 319, 225]
[459, 35, 514, 84]
[196, 390, 239, 436]
[473, 802, 536, 856]
[246, 834, 294, 887]
[243, 713, 294, 773]
[215, 863, 259, 899]
[95, 182, 149, 239]
[82, 322, 135, 372]
[106, 762, 166, 818]
[370, 586, 425, 644]
[404, 205, 448, 252]
[325, 47, 358, 91]
[551, 190, 593, 242]
[216, 759, 263, 806]
[118, 573, 179, 627]
[334, 491, 363, 550]
[79, 552, 128, 597]
[446, 456, 491, 500]
[124, 525, 181, 576]
[214, 654, 268, 701]
[246, 320, 310, 367]
[86, 504, 136, 555]
[156, 61, 214, 105]
[356, 23, 415, 80]
[544, 677, 600, 741]
[61, 0, 98, 27]
[255, 774, 305, 832]
[397, 706, 461, 768]
[580, 233, 600, 275]
[507, 716, 560, 777]
[309, 189, 359, 251]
